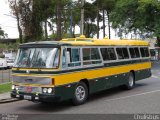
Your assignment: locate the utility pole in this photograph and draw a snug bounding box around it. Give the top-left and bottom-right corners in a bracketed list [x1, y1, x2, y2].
[80, 0, 85, 35]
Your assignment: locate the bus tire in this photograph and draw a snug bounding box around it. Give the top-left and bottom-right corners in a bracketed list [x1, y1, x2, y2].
[72, 82, 88, 105]
[124, 72, 135, 90]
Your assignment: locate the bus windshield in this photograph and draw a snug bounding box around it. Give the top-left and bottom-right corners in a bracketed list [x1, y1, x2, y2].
[14, 48, 60, 68]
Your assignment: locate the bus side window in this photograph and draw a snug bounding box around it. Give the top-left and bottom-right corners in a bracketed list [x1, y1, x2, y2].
[100, 48, 110, 61]
[129, 48, 137, 58]
[91, 48, 100, 60]
[67, 48, 81, 67]
[122, 48, 129, 59]
[144, 48, 149, 57]
[134, 48, 140, 58]
[108, 48, 117, 60]
[100, 48, 116, 61]
[140, 47, 149, 57]
[62, 49, 67, 68]
[116, 48, 124, 59]
[83, 48, 101, 65]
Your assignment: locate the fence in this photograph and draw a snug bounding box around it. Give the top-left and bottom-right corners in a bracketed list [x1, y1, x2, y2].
[0, 69, 12, 84]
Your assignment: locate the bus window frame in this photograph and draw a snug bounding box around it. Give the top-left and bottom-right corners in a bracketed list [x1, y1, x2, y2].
[82, 46, 103, 67]
[139, 46, 150, 59]
[61, 46, 83, 70]
[128, 47, 141, 60]
[61, 46, 104, 70]
[115, 46, 130, 61]
[99, 46, 118, 63]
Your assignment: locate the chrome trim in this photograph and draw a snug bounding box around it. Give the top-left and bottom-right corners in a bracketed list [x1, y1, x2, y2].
[12, 76, 52, 85]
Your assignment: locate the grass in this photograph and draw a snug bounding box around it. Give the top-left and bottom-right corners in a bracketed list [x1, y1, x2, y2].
[0, 82, 11, 94]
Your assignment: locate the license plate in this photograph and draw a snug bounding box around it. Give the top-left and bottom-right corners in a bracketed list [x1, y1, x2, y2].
[24, 95, 32, 100]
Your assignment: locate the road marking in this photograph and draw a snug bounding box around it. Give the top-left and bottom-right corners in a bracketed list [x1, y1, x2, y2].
[105, 89, 160, 102]
[151, 75, 159, 78]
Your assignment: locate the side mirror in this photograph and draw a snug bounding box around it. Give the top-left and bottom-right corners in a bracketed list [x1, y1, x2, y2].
[66, 51, 71, 63]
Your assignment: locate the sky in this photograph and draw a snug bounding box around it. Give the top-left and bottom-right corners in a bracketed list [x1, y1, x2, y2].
[0, 0, 119, 39]
[0, 0, 18, 38]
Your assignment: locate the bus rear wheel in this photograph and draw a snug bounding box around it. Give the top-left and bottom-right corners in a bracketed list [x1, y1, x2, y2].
[72, 82, 88, 105]
[120, 72, 135, 90]
[124, 72, 135, 90]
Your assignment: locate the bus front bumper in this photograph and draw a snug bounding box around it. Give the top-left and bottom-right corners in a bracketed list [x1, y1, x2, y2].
[11, 91, 61, 102]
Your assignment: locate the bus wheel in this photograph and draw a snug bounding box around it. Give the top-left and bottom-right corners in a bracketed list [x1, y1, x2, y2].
[126, 72, 135, 90]
[72, 82, 88, 105]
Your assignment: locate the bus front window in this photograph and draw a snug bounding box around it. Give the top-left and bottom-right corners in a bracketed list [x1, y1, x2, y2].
[14, 48, 60, 68]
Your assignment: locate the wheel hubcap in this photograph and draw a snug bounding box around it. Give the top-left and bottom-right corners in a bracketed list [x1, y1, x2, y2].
[129, 75, 134, 87]
[75, 86, 86, 101]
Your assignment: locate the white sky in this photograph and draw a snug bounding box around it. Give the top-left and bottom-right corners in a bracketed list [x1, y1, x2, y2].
[0, 0, 119, 39]
[0, 0, 18, 38]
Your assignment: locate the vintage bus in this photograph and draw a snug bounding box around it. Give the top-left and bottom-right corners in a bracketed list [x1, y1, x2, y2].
[11, 36, 151, 105]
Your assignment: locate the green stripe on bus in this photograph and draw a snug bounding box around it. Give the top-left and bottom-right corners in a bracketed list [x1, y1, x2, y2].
[12, 59, 150, 74]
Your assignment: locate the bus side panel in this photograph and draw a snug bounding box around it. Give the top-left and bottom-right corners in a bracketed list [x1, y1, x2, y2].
[106, 72, 130, 89]
[135, 68, 151, 81]
[89, 72, 130, 94]
[55, 83, 77, 101]
[53, 62, 151, 100]
[89, 77, 107, 94]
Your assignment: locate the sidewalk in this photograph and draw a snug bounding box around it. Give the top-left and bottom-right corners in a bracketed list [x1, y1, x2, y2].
[0, 92, 10, 100]
[0, 92, 20, 104]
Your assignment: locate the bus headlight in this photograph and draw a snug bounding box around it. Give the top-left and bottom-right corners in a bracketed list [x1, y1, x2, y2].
[47, 88, 52, 93]
[15, 86, 19, 90]
[42, 87, 53, 94]
[12, 85, 15, 90]
[42, 88, 48, 93]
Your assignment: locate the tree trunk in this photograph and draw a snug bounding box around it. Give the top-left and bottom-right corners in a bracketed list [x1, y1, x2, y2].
[14, 0, 23, 43]
[16, 14, 23, 43]
[72, 26, 75, 38]
[107, 11, 111, 39]
[56, 1, 62, 41]
[44, 20, 48, 39]
[97, 8, 99, 39]
[87, 23, 89, 38]
[102, 9, 105, 38]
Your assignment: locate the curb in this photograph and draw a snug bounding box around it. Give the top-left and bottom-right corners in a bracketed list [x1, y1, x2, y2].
[0, 98, 21, 104]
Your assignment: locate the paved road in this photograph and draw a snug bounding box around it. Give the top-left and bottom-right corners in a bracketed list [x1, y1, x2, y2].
[0, 62, 160, 115]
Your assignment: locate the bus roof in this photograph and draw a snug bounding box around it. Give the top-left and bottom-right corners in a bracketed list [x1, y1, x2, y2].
[60, 38, 149, 46]
[20, 37, 149, 47]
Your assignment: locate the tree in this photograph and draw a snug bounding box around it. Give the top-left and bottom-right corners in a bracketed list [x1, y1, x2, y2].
[83, 2, 98, 37]
[42, 0, 71, 40]
[102, 0, 116, 39]
[110, 0, 160, 42]
[0, 27, 8, 39]
[8, 0, 23, 43]
[92, 0, 116, 39]
[9, 0, 55, 42]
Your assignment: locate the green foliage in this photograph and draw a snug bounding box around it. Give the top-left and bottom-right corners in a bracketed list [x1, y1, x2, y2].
[0, 83, 11, 94]
[84, 2, 97, 22]
[110, 0, 160, 37]
[84, 23, 97, 38]
[0, 27, 7, 39]
[9, 0, 56, 42]
[93, 0, 116, 12]
[49, 34, 57, 40]
[0, 43, 19, 52]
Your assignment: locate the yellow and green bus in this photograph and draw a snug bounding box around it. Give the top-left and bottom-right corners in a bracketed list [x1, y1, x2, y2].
[11, 36, 151, 105]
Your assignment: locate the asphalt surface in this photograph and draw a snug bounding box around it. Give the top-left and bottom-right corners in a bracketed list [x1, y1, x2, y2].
[0, 62, 160, 116]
